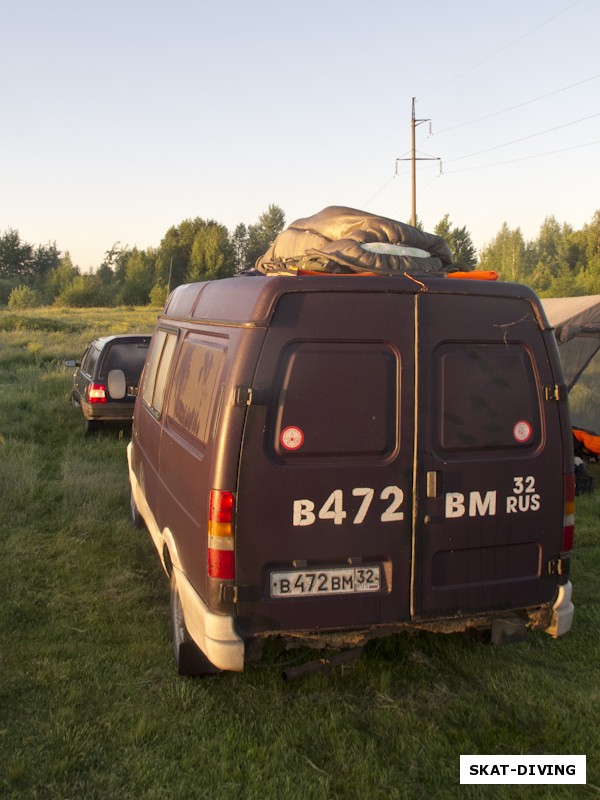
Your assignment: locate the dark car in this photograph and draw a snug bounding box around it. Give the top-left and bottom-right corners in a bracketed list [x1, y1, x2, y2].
[69, 334, 151, 433]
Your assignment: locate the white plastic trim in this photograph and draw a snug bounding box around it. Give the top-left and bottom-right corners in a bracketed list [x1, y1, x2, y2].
[545, 581, 574, 638]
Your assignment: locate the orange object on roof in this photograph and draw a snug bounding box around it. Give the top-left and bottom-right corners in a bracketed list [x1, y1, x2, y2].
[447, 270, 499, 281]
[297, 268, 500, 280]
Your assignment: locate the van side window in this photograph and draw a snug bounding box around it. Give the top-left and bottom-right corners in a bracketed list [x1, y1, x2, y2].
[436, 343, 541, 452]
[165, 334, 226, 447]
[272, 342, 398, 459]
[142, 330, 178, 415]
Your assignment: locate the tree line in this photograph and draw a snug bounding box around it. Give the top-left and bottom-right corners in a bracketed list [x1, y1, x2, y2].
[2, 206, 600, 308]
[0, 204, 286, 308]
[477, 212, 600, 296]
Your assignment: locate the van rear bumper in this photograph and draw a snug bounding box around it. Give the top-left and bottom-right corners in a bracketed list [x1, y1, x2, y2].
[174, 566, 245, 672]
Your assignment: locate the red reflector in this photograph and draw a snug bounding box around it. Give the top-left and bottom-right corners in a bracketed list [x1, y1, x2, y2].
[565, 473, 575, 503]
[208, 548, 234, 579]
[88, 383, 107, 404]
[563, 525, 575, 552]
[209, 489, 234, 523]
[563, 474, 575, 552]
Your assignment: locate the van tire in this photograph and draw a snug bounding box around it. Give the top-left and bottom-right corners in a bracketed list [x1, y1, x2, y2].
[129, 485, 144, 529]
[169, 571, 221, 677]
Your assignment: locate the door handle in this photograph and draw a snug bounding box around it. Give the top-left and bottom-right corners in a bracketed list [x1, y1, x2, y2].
[426, 471, 442, 498]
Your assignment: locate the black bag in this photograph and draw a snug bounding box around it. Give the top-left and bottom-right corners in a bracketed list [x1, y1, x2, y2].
[256, 206, 454, 276]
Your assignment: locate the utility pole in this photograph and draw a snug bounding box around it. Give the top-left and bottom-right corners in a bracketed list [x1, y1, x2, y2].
[167, 256, 173, 294]
[397, 98, 441, 227]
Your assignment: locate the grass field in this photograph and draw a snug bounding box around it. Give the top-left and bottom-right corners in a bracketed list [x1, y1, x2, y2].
[0, 306, 598, 799]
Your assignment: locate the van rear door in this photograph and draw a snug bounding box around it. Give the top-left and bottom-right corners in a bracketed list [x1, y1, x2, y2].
[235, 290, 416, 635]
[413, 292, 565, 619]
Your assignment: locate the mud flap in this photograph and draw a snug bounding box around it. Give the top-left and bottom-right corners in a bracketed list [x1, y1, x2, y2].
[491, 617, 528, 645]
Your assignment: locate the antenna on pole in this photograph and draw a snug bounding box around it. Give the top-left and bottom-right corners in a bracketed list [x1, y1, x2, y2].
[396, 98, 441, 227]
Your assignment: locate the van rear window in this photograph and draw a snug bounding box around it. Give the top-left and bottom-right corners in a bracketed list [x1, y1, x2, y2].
[272, 342, 397, 459]
[436, 343, 541, 452]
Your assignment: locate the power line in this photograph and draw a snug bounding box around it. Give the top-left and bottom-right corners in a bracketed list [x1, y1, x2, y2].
[346, 3, 588, 196]
[363, 175, 397, 208]
[418, 0, 583, 100]
[444, 112, 600, 165]
[363, 171, 440, 216]
[443, 138, 600, 174]
[349, 2, 587, 202]
[436, 74, 600, 135]
[362, 137, 600, 216]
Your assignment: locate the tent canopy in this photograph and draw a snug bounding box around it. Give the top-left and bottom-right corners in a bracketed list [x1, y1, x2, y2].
[542, 295, 600, 342]
[541, 295, 600, 431]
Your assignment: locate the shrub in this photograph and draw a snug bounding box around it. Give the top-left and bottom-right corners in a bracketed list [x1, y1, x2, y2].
[149, 283, 168, 307]
[55, 275, 99, 307]
[8, 285, 41, 309]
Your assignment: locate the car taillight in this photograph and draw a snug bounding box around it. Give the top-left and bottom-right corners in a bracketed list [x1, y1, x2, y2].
[208, 490, 235, 579]
[88, 383, 107, 403]
[563, 473, 575, 551]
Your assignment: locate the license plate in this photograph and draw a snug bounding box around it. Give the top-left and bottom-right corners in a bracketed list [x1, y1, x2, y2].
[270, 566, 380, 597]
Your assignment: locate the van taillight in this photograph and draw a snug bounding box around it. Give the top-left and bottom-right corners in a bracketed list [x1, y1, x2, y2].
[88, 383, 107, 403]
[563, 474, 575, 551]
[208, 490, 235, 579]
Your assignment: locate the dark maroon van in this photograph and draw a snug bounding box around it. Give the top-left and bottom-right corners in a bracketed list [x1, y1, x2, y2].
[127, 274, 575, 675]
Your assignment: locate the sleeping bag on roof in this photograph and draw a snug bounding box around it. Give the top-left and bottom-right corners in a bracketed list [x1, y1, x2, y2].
[255, 206, 454, 275]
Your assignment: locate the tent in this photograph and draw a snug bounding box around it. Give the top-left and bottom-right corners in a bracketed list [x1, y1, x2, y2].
[541, 295, 600, 433]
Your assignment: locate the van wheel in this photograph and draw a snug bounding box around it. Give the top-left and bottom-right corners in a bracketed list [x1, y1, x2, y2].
[129, 484, 144, 529]
[169, 571, 221, 677]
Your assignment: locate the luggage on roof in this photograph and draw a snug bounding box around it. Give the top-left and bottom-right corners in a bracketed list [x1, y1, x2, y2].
[255, 205, 454, 275]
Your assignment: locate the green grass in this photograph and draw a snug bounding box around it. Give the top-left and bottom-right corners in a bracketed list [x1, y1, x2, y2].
[0, 306, 599, 799]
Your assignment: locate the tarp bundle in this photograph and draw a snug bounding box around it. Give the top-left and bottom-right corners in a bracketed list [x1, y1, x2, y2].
[255, 206, 454, 275]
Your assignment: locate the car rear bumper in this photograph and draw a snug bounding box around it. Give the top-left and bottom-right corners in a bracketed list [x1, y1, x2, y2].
[80, 398, 135, 422]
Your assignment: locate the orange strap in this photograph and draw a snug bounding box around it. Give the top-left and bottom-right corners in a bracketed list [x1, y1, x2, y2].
[298, 268, 500, 280]
[297, 268, 380, 277]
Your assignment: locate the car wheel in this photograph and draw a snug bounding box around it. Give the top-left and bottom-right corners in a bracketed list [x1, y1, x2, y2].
[169, 570, 221, 677]
[85, 419, 100, 435]
[70, 392, 80, 408]
[129, 484, 145, 529]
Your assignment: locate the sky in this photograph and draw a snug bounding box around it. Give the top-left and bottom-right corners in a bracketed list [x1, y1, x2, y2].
[1, 0, 599, 270]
